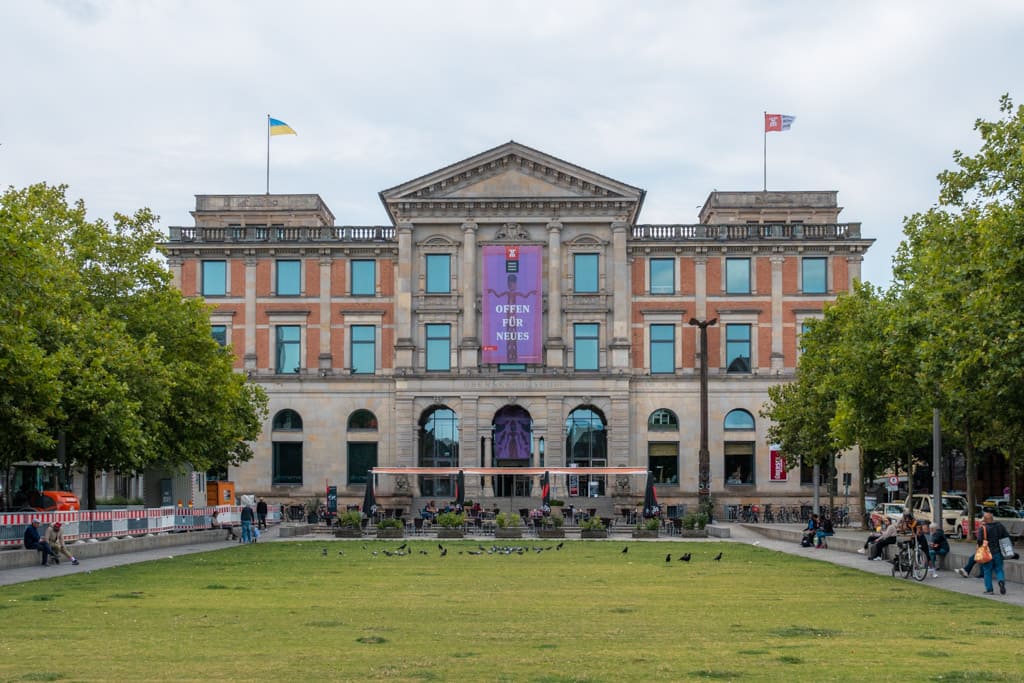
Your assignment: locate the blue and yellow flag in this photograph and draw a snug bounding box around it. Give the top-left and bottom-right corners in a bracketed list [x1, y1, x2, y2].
[269, 117, 297, 136]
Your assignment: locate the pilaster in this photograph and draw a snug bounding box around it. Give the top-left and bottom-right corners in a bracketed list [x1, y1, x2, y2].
[545, 220, 565, 368]
[770, 254, 785, 372]
[609, 222, 631, 369]
[394, 222, 415, 369]
[244, 257, 258, 370]
[459, 221, 480, 368]
[318, 254, 333, 370]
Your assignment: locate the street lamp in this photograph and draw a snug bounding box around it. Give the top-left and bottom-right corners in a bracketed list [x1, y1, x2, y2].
[689, 317, 717, 517]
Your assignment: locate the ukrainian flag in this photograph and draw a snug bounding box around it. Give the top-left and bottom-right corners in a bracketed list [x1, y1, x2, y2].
[269, 117, 297, 136]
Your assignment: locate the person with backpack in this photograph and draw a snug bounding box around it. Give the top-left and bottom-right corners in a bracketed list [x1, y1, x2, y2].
[815, 515, 835, 549]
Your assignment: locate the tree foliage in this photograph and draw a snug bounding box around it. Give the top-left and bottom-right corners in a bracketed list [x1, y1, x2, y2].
[0, 184, 267, 507]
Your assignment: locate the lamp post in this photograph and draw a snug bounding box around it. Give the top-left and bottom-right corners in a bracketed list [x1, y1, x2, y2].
[689, 317, 717, 517]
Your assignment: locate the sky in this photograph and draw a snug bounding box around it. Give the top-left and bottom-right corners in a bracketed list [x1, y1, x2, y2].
[3, 0, 1022, 288]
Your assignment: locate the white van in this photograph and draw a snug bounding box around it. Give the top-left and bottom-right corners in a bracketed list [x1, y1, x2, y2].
[903, 494, 968, 536]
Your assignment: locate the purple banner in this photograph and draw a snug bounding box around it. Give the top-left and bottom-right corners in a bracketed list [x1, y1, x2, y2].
[482, 245, 542, 364]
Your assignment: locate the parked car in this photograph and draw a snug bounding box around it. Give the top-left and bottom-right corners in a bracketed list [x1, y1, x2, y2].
[869, 503, 905, 529]
[955, 505, 1020, 539]
[903, 494, 968, 536]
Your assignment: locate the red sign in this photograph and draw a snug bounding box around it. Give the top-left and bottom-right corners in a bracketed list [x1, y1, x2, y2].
[769, 445, 787, 482]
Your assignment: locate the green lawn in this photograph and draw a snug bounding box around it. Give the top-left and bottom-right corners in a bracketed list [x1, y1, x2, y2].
[1, 540, 1022, 682]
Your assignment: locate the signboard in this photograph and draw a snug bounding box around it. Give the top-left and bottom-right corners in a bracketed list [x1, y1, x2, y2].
[326, 486, 337, 514]
[481, 245, 542, 364]
[888, 476, 899, 487]
[769, 444, 787, 482]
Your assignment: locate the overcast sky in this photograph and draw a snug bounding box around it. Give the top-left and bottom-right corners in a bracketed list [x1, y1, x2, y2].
[3, 0, 1022, 287]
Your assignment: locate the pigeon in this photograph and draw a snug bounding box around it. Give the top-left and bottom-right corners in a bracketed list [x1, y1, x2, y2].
[438, 543, 444, 551]
[556, 542, 564, 550]
[680, 553, 691, 562]
[338, 550, 345, 556]
[440, 548, 448, 557]
[321, 548, 328, 556]
[713, 552, 723, 561]
[397, 543, 407, 551]
[621, 546, 629, 554]
[665, 553, 672, 563]
[419, 550, 428, 555]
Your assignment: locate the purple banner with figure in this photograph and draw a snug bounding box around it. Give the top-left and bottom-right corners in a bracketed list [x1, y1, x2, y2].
[482, 245, 542, 364]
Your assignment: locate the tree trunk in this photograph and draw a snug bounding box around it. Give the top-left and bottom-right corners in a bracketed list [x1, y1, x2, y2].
[905, 452, 914, 501]
[85, 459, 96, 510]
[965, 428, 976, 540]
[859, 446, 868, 529]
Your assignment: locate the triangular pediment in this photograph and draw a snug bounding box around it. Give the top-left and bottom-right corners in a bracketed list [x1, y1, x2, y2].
[379, 141, 645, 224]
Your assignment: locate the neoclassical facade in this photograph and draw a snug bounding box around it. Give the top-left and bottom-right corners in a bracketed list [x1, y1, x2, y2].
[163, 141, 873, 517]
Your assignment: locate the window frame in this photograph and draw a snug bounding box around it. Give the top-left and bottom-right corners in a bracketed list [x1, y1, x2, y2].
[351, 259, 376, 297]
[425, 254, 451, 294]
[350, 324, 376, 375]
[725, 323, 751, 373]
[573, 322, 599, 371]
[649, 323, 676, 374]
[649, 258, 675, 295]
[724, 441, 755, 486]
[275, 325, 302, 374]
[272, 442, 303, 485]
[201, 260, 227, 297]
[425, 323, 451, 371]
[723, 409, 755, 431]
[725, 257, 751, 294]
[275, 259, 301, 296]
[573, 253, 599, 293]
[802, 257, 828, 294]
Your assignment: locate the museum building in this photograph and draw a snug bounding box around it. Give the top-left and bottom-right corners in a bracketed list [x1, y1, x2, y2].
[162, 141, 874, 518]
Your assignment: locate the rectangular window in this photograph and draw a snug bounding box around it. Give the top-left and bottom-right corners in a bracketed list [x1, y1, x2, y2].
[574, 323, 599, 371]
[425, 254, 451, 294]
[725, 324, 751, 373]
[347, 443, 378, 485]
[201, 260, 226, 296]
[211, 325, 227, 347]
[725, 258, 751, 294]
[351, 259, 376, 296]
[272, 442, 303, 485]
[649, 258, 674, 295]
[276, 260, 301, 296]
[425, 324, 451, 371]
[802, 257, 827, 294]
[649, 324, 675, 374]
[574, 253, 599, 293]
[800, 459, 826, 485]
[649, 443, 679, 484]
[276, 325, 301, 374]
[350, 325, 376, 374]
[725, 442, 755, 485]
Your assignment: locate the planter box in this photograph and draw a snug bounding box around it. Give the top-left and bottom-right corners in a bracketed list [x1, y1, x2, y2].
[495, 528, 523, 539]
[631, 530, 659, 539]
[678, 529, 709, 538]
[537, 528, 565, 539]
[376, 528, 404, 539]
[580, 530, 608, 539]
[334, 528, 363, 538]
[437, 528, 465, 539]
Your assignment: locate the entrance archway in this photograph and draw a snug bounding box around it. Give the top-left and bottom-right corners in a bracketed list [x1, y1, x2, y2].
[492, 405, 532, 497]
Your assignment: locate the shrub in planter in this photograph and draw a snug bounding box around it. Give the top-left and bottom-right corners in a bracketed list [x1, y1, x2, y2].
[435, 511, 465, 529]
[376, 517, 404, 538]
[334, 510, 365, 537]
[541, 515, 564, 529]
[579, 516, 605, 531]
[495, 512, 521, 529]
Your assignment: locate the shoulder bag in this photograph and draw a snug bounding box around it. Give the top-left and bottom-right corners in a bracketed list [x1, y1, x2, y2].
[974, 525, 992, 564]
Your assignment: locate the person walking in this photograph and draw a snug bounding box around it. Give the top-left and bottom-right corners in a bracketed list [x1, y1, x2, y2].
[976, 508, 1010, 595]
[23, 520, 58, 566]
[256, 498, 268, 530]
[240, 504, 255, 544]
[44, 522, 79, 565]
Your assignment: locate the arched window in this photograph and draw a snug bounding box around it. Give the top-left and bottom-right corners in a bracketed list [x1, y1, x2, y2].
[348, 409, 378, 431]
[648, 409, 679, 431]
[724, 409, 755, 431]
[418, 406, 459, 497]
[272, 409, 303, 431]
[566, 406, 607, 496]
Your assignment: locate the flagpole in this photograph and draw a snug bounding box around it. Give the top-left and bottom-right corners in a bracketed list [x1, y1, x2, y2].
[763, 111, 767, 192]
[266, 114, 271, 194]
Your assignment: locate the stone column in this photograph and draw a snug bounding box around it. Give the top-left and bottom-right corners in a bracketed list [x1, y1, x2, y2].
[394, 221, 415, 369]
[167, 256, 182, 290]
[545, 220, 564, 367]
[770, 254, 785, 373]
[847, 254, 864, 287]
[460, 221, 479, 368]
[318, 254, 333, 371]
[609, 222, 631, 369]
[244, 257, 258, 371]
[694, 255, 708, 320]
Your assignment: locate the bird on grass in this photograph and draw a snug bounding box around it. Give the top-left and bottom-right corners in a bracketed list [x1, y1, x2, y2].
[679, 553, 691, 562]
[438, 543, 444, 551]
[397, 543, 407, 551]
[556, 542, 564, 550]
[665, 553, 672, 563]
[338, 550, 345, 556]
[621, 546, 629, 554]
[321, 548, 328, 557]
[440, 547, 448, 557]
[713, 552, 723, 561]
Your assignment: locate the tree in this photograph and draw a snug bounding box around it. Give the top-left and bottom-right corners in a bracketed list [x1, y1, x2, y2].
[893, 95, 1024, 535]
[0, 184, 267, 508]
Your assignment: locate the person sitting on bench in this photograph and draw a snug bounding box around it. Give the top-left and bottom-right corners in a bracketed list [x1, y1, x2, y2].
[24, 519, 59, 566]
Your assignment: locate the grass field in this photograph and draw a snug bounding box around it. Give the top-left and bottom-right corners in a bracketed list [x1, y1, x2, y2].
[1, 540, 1022, 682]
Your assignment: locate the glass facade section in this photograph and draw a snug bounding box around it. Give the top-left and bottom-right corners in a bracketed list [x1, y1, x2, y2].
[574, 323, 599, 371]
[425, 324, 450, 371]
[350, 325, 375, 374]
[802, 257, 827, 294]
[650, 324, 675, 374]
[725, 324, 751, 373]
[649, 258, 674, 294]
[201, 260, 226, 296]
[276, 325, 301, 374]
[725, 258, 750, 294]
[351, 259, 375, 296]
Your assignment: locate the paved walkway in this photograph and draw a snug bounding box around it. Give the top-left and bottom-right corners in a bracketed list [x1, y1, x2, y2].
[1, 523, 1021, 606]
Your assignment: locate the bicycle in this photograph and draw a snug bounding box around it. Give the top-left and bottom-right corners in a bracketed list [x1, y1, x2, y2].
[891, 537, 928, 581]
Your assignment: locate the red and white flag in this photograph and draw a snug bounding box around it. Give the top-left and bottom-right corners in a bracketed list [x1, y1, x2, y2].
[765, 113, 795, 132]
